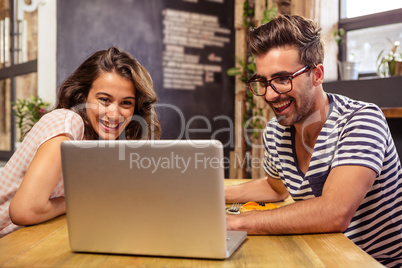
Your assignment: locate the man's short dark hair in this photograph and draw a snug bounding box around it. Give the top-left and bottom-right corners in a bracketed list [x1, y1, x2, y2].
[248, 14, 324, 67]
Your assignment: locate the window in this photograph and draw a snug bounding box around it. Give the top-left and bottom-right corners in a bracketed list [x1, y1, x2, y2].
[339, 1, 402, 76]
[0, 0, 38, 160]
[343, 0, 402, 18]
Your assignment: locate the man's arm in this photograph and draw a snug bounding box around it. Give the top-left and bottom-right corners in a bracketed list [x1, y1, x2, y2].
[225, 176, 289, 203]
[226, 165, 377, 234]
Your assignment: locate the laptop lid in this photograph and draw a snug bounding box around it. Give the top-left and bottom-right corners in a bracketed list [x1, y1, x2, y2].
[61, 140, 246, 259]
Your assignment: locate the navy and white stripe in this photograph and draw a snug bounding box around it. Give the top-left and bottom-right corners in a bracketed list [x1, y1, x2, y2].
[263, 93, 402, 267]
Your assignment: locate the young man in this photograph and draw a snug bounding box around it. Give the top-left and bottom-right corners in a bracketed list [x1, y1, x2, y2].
[225, 14, 402, 267]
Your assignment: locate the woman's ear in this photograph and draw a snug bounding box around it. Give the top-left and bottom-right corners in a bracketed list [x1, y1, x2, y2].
[312, 64, 324, 86]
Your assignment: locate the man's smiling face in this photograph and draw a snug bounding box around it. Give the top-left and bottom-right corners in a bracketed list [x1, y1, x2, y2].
[255, 46, 317, 126]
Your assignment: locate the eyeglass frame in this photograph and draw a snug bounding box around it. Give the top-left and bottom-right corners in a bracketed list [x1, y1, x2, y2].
[246, 65, 312, 96]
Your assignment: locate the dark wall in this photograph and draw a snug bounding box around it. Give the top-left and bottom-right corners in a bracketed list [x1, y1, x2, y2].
[57, 0, 235, 175]
[323, 76, 402, 158]
[57, 1, 165, 82]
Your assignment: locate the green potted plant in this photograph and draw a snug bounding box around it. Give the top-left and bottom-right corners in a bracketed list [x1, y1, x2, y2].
[13, 95, 50, 143]
[334, 28, 359, 80]
[377, 40, 402, 77]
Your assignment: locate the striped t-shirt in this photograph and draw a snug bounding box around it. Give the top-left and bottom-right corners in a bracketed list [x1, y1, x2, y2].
[263, 93, 402, 267]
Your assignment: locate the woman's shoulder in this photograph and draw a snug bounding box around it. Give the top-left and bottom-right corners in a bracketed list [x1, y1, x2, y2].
[42, 108, 81, 120]
[40, 109, 83, 126]
[31, 109, 85, 140]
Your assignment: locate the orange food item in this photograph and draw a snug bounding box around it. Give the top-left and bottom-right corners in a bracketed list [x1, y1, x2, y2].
[239, 202, 278, 212]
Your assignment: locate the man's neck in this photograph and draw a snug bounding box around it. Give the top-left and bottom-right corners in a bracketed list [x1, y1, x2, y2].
[293, 91, 329, 149]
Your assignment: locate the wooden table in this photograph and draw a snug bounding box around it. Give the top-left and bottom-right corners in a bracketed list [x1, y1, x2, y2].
[381, 107, 402, 118]
[0, 180, 383, 267]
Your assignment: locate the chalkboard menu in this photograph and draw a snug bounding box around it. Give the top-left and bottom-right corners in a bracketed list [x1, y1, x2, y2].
[57, 0, 235, 173]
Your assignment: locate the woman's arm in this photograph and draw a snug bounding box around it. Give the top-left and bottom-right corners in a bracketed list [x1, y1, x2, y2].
[9, 135, 70, 226]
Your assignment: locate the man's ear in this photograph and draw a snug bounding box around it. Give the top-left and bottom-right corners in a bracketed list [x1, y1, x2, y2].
[312, 64, 324, 86]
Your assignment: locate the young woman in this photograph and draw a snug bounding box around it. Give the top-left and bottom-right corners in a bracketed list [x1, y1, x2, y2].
[0, 46, 161, 237]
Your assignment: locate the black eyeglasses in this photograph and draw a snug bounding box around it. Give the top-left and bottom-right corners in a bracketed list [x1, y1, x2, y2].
[246, 65, 311, 96]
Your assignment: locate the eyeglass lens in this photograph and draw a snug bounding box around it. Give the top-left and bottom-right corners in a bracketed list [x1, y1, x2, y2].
[248, 77, 292, 95]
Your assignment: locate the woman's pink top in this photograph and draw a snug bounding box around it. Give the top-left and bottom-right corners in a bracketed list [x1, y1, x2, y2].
[0, 109, 84, 237]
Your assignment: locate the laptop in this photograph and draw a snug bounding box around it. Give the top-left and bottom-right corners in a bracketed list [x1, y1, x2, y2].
[61, 140, 247, 259]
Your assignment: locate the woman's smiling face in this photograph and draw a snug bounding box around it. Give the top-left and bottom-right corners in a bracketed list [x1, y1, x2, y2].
[85, 72, 136, 140]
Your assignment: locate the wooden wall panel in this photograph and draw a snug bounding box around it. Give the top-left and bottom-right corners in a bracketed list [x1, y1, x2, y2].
[233, 0, 246, 178]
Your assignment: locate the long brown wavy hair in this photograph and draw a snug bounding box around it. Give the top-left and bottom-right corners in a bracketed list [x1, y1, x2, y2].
[55, 46, 161, 140]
